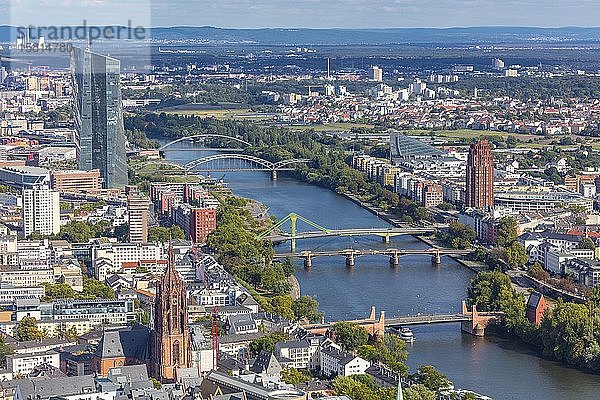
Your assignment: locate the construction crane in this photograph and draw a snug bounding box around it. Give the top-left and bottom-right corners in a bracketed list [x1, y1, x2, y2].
[189, 241, 219, 370]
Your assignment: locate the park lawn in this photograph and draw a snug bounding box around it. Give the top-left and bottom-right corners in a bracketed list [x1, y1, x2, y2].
[407, 129, 537, 142]
[160, 108, 251, 117]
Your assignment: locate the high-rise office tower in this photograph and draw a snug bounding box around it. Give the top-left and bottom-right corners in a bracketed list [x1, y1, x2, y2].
[71, 47, 128, 188]
[127, 194, 150, 243]
[22, 186, 60, 237]
[465, 140, 494, 209]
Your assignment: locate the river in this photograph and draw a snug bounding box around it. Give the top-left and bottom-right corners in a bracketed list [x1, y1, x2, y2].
[163, 142, 600, 400]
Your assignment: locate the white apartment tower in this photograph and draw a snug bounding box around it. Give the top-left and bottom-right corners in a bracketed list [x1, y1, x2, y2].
[22, 186, 60, 237]
[127, 194, 151, 243]
[369, 66, 383, 82]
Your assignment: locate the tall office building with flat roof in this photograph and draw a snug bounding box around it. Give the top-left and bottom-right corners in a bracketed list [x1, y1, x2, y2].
[71, 47, 127, 188]
[465, 140, 494, 209]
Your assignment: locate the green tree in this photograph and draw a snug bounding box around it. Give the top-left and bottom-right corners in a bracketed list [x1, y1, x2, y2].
[332, 375, 395, 400]
[539, 300, 593, 367]
[415, 365, 451, 391]
[506, 135, 519, 148]
[467, 270, 527, 333]
[281, 258, 295, 277]
[280, 368, 311, 384]
[26, 231, 51, 240]
[501, 242, 528, 269]
[249, 332, 288, 355]
[58, 221, 94, 243]
[291, 296, 323, 323]
[0, 336, 14, 367]
[170, 225, 186, 240]
[63, 327, 79, 341]
[528, 262, 549, 282]
[149, 377, 161, 389]
[269, 296, 294, 320]
[403, 384, 436, 400]
[15, 317, 45, 341]
[437, 202, 455, 211]
[496, 216, 518, 247]
[577, 237, 596, 251]
[357, 334, 408, 375]
[148, 226, 170, 242]
[436, 222, 475, 249]
[331, 322, 369, 351]
[77, 278, 115, 300]
[42, 283, 76, 300]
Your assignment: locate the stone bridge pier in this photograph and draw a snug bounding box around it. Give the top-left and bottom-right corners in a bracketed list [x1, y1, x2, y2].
[431, 250, 441, 266]
[303, 254, 312, 268]
[389, 251, 399, 267]
[460, 300, 501, 336]
[345, 252, 355, 267]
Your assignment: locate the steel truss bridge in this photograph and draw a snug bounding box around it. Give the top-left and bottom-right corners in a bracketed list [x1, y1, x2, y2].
[158, 134, 252, 151]
[258, 212, 436, 251]
[274, 247, 474, 267]
[184, 154, 310, 179]
[134, 154, 310, 179]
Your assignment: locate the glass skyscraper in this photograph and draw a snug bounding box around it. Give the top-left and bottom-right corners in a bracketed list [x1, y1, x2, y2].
[71, 47, 128, 188]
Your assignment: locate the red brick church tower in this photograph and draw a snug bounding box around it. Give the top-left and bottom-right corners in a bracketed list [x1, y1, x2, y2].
[152, 242, 191, 382]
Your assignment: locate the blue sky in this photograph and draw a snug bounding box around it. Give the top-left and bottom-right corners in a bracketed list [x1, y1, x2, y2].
[2, 0, 600, 28]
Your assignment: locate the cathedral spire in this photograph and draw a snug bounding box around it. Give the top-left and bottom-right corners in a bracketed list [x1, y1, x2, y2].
[165, 237, 178, 281]
[152, 235, 191, 382]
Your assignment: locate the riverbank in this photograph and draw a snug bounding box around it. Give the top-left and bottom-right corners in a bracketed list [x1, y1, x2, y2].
[288, 275, 301, 300]
[340, 192, 406, 227]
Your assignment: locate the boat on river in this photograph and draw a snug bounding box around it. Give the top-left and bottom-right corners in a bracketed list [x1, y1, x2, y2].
[391, 326, 415, 343]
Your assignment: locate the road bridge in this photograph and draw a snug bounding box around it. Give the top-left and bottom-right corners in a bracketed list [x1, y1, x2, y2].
[274, 248, 475, 267]
[385, 314, 471, 326]
[257, 212, 437, 251]
[266, 227, 434, 245]
[133, 155, 309, 179]
[184, 154, 310, 180]
[300, 303, 502, 337]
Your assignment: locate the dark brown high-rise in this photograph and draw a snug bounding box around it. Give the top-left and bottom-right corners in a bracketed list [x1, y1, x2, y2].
[152, 243, 191, 382]
[465, 140, 494, 209]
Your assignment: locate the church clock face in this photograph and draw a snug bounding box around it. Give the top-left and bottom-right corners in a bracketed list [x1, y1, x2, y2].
[171, 298, 178, 306]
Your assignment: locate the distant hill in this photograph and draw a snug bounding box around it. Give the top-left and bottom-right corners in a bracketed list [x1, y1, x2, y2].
[147, 26, 600, 45]
[2, 25, 600, 46]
